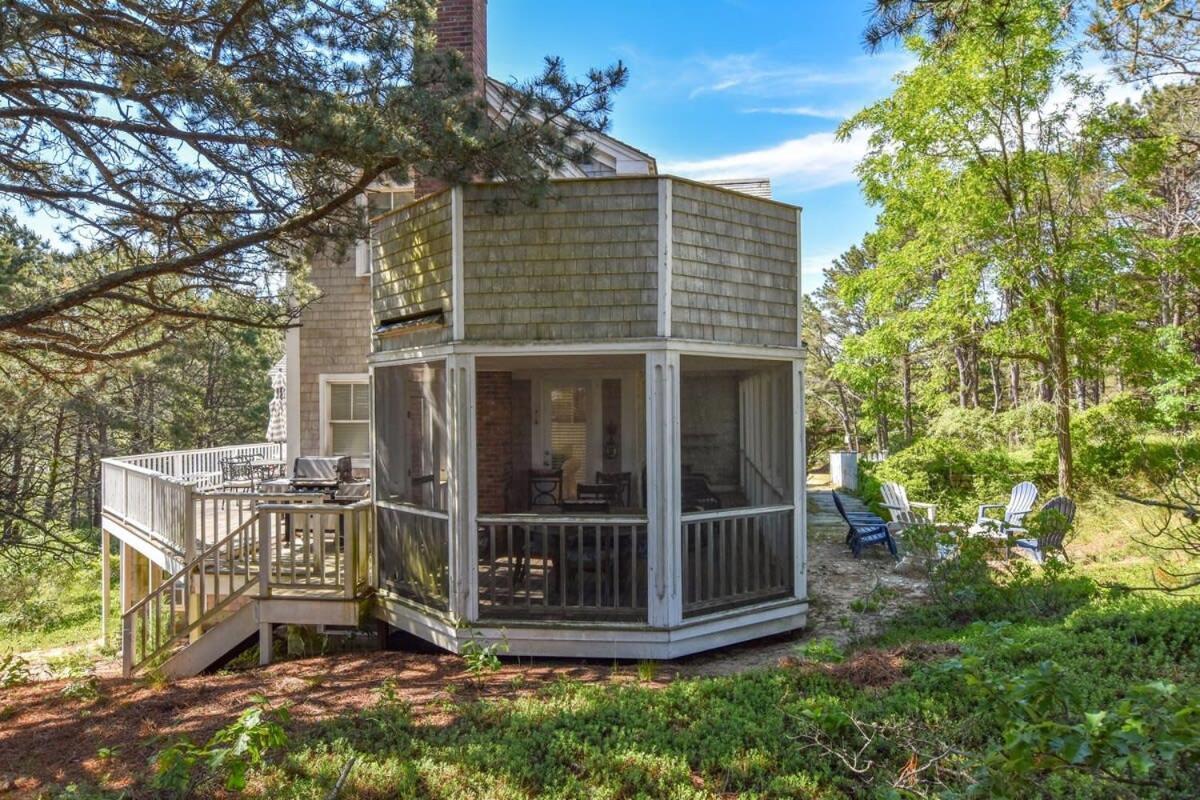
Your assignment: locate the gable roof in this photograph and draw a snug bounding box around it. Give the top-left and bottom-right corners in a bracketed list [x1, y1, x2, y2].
[484, 78, 656, 177]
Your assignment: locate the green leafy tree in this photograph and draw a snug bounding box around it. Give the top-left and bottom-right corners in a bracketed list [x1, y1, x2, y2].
[843, 0, 1133, 494]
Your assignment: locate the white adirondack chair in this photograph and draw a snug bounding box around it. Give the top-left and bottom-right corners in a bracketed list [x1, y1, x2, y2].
[880, 482, 937, 524]
[968, 481, 1038, 540]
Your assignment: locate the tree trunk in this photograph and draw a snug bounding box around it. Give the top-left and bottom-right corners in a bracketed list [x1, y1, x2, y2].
[990, 358, 1001, 413]
[954, 346, 971, 408]
[1048, 299, 1074, 495]
[901, 353, 914, 442]
[1009, 361, 1021, 407]
[42, 407, 65, 521]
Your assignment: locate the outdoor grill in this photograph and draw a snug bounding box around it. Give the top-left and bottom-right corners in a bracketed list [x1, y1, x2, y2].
[288, 455, 353, 499]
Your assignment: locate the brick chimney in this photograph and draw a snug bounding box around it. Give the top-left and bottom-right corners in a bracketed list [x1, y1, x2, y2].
[415, 0, 488, 198]
[435, 0, 487, 90]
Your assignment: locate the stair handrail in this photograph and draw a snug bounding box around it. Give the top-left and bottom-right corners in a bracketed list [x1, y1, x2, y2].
[121, 511, 262, 676]
[740, 451, 787, 503]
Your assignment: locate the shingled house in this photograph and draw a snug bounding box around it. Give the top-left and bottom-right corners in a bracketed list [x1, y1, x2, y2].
[101, 0, 807, 675]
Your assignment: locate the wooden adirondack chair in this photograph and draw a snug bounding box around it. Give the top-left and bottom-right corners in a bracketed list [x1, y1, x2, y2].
[968, 481, 1038, 540]
[832, 492, 899, 561]
[1014, 496, 1076, 563]
[880, 482, 937, 524]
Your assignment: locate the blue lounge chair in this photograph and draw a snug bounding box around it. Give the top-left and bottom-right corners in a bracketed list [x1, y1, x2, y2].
[832, 492, 899, 560]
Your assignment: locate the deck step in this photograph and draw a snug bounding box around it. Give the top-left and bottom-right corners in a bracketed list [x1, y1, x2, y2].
[159, 601, 259, 678]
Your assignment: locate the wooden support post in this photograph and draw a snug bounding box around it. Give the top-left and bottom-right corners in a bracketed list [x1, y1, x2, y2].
[792, 358, 807, 603]
[344, 509, 357, 600]
[258, 512, 272, 599]
[100, 527, 111, 644]
[258, 622, 273, 667]
[645, 350, 681, 628]
[445, 353, 478, 622]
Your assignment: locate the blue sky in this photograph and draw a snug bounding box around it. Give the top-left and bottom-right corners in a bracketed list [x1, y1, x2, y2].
[491, 1, 911, 294]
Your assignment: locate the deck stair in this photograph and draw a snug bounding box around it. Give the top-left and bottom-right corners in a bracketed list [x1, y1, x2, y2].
[120, 501, 374, 678]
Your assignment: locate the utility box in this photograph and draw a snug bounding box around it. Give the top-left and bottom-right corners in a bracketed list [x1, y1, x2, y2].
[829, 451, 858, 492]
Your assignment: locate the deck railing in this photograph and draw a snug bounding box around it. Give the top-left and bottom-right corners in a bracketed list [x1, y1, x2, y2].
[681, 505, 794, 618]
[101, 443, 284, 557]
[476, 514, 649, 621]
[115, 443, 283, 490]
[122, 499, 374, 676]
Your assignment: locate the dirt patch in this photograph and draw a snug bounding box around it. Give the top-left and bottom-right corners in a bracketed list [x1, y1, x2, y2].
[0, 650, 621, 797]
[778, 642, 960, 691]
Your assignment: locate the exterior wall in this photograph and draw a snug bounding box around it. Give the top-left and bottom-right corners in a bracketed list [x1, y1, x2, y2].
[373, 190, 455, 351]
[460, 180, 659, 341]
[299, 247, 371, 457]
[475, 371, 512, 514]
[671, 180, 799, 347]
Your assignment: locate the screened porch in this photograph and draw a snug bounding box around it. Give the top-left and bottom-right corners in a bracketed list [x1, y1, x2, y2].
[371, 351, 800, 627]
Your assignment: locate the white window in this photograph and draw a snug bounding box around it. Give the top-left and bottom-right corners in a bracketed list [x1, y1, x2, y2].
[321, 376, 370, 459]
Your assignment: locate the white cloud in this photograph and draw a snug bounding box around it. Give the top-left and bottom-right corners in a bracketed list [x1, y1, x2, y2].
[662, 129, 868, 191]
[740, 104, 859, 121]
[688, 51, 914, 100]
[801, 249, 839, 296]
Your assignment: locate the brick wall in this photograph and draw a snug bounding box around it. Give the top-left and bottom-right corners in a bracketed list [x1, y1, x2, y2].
[475, 371, 512, 514]
[299, 246, 371, 457]
[435, 0, 487, 83]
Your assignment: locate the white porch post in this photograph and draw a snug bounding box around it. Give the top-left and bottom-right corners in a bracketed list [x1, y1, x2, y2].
[446, 353, 478, 622]
[100, 527, 111, 644]
[793, 358, 807, 602]
[645, 350, 681, 628]
[284, 317, 301, 469]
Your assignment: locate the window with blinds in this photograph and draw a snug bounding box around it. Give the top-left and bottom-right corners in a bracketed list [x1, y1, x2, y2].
[328, 382, 370, 457]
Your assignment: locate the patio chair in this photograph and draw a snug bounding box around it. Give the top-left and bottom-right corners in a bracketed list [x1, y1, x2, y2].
[968, 481, 1038, 540]
[681, 475, 722, 512]
[219, 455, 256, 493]
[1014, 496, 1076, 563]
[880, 482, 937, 524]
[832, 492, 899, 560]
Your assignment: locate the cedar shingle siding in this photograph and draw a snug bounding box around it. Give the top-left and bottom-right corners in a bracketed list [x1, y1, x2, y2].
[368, 177, 799, 350]
[671, 180, 798, 347]
[299, 247, 370, 457]
[461, 180, 659, 341]
[373, 191, 455, 351]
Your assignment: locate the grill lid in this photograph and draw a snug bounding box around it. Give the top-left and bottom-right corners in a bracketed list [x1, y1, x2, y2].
[292, 456, 352, 484]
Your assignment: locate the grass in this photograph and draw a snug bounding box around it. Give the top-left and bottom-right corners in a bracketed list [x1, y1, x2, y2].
[205, 595, 1199, 798]
[0, 554, 113, 655]
[11, 481, 1200, 798]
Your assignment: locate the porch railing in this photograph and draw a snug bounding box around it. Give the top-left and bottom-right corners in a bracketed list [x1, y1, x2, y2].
[681, 504, 794, 618]
[122, 499, 373, 676]
[476, 514, 649, 622]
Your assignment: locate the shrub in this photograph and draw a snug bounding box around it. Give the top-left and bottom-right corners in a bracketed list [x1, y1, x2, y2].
[945, 638, 1200, 797]
[869, 437, 1022, 521]
[1072, 393, 1149, 482]
[0, 652, 30, 688]
[152, 694, 290, 798]
[927, 406, 1004, 449]
[901, 524, 1096, 626]
[997, 400, 1057, 447]
[0, 596, 60, 633]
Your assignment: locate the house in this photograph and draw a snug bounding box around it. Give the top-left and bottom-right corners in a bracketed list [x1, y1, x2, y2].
[99, 0, 807, 677]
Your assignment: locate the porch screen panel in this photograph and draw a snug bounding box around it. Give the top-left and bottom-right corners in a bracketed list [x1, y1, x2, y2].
[377, 506, 449, 610]
[375, 361, 450, 611]
[374, 362, 447, 510]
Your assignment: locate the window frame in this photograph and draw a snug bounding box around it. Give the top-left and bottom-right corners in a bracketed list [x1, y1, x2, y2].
[319, 373, 371, 465]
